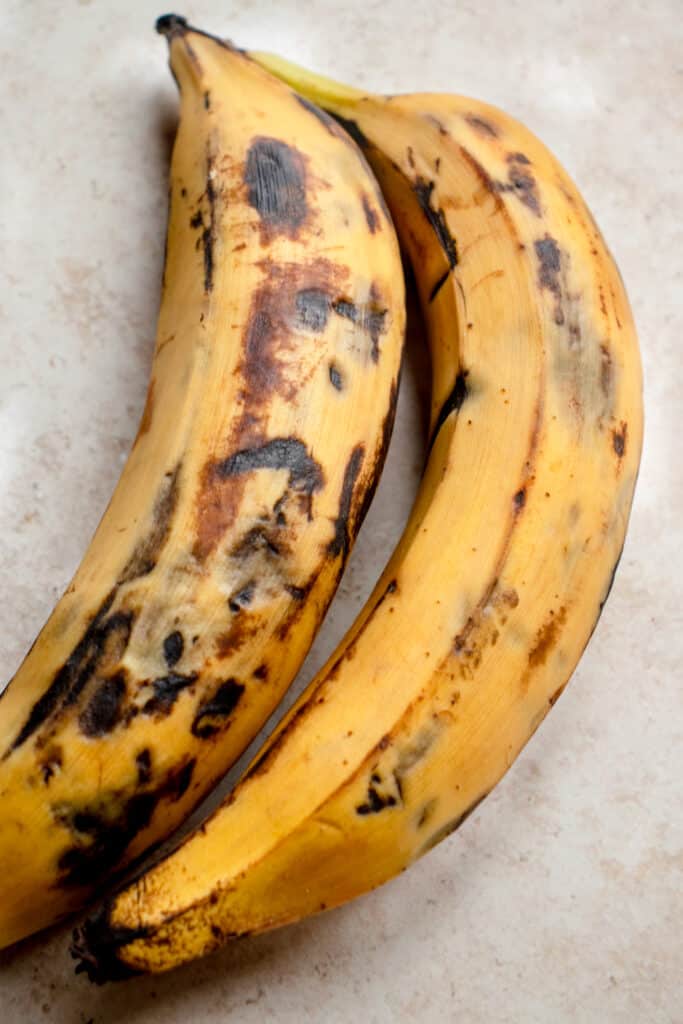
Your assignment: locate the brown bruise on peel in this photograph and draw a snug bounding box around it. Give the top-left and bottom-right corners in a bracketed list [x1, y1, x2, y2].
[216, 613, 263, 660]
[244, 136, 308, 241]
[52, 757, 197, 889]
[527, 607, 568, 671]
[241, 259, 348, 405]
[192, 255, 347, 562]
[454, 587, 519, 678]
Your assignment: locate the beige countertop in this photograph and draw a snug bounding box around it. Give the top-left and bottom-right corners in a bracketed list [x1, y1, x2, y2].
[1, 1, 680, 1020]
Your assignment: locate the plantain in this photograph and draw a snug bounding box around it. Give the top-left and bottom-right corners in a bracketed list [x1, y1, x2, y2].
[0, 21, 405, 949]
[72, 54, 642, 979]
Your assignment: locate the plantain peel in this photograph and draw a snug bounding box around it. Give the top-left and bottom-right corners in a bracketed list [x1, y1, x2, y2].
[0, 19, 405, 949]
[72, 45, 643, 980]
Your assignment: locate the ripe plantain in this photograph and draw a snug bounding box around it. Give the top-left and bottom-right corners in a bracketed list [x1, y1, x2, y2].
[72, 55, 642, 980]
[0, 22, 405, 949]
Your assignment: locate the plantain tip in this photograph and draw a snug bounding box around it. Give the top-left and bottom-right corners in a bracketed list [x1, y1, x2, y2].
[70, 908, 147, 985]
[155, 13, 189, 40]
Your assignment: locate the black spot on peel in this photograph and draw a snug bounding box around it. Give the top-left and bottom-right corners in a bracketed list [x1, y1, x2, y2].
[118, 464, 181, 583]
[79, 673, 127, 738]
[228, 580, 256, 613]
[497, 153, 541, 217]
[428, 371, 469, 452]
[284, 582, 310, 601]
[325, 111, 369, 150]
[215, 438, 323, 508]
[163, 631, 184, 667]
[295, 288, 330, 332]
[361, 193, 380, 233]
[332, 293, 387, 362]
[465, 113, 499, 138]
[612, 421, 627, 458]
[356, 775, 398, 816]
[55, 758, 196, 889]
[413, 177, 458, 269]
[328, 445, 365, 558]
[189, 210, 203, 230]
[40, 747, 63, 785]
[429, 268, 450, 302]
[534, 235, 564, 325]
[5, 595, 134, 755]
[273, 493, 287, 526]
[244, 137, 307, 237]
[293, 94, 338, 131]
[426, 115, 449, 136]
[135, 749, 152, 785]
[141, 673, 198, 716]
[191, 680, 245, 738]
[513, 488, 526, 512]
[231, 526, 281, 561]
[253, 664, 268, 680]
[203, 91, 211, 110]
[329, 362, 344, 391]
[203, 154, 217, 292]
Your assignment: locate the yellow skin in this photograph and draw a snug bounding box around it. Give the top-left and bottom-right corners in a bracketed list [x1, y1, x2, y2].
[0, 24, 404, 949]
[73, 54, 642, 980]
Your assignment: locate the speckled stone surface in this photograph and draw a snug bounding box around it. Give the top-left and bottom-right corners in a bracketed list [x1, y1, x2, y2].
[0, 1, 680, 1020]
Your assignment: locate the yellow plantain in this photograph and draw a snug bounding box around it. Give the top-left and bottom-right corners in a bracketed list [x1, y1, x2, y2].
[0, 22, 404, 948]
[72, 54, 642, 979]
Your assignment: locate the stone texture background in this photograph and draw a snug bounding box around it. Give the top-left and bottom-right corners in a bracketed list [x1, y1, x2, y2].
[0, 1, 680, 1020]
